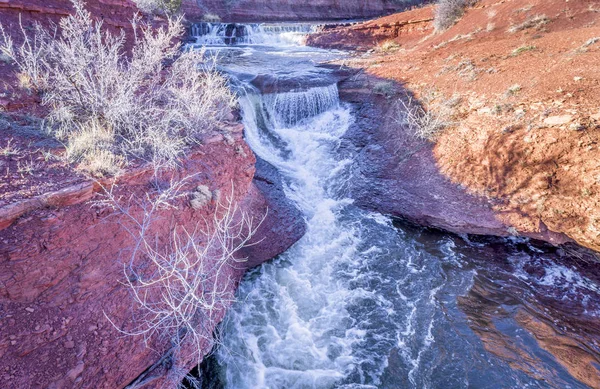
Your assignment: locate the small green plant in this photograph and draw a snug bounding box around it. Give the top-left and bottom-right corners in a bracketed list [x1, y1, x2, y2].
[511, 44, 536, 56]
[582, 187, 593, 197]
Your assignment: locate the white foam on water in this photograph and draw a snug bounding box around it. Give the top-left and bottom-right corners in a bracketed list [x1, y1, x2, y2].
[191, 22, 317, 47]
[217, 85, 373, 388]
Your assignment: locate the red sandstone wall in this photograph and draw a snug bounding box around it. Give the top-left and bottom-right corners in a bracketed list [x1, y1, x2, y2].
[181, 0, 420, 22]
[0, 129, 305, 388]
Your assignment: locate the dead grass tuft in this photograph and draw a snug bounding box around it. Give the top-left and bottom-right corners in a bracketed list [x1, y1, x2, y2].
[508, 14, 549, 33]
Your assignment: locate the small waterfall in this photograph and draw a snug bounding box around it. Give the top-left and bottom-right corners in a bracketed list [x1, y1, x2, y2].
[261, 84, 340, 127]
[190, 22, 318, 46]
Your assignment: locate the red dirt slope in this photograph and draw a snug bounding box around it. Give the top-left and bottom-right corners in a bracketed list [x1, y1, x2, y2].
[310, 0, 600, 251]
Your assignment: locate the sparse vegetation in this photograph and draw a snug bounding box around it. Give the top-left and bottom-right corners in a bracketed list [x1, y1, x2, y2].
[434, 0, 476, 32]
[456, 58, 478, 80]
[507, 14, 549, 33]
[379, 40, 401, 52]
[397, 93, 454, 140]
[202, 13, 222, 22]
[506, 84, 522, 96]
[133, 0, 182, 16]
[373, 81, 396, 98]
[511, 44, 536, 56]
[0, 138, 21, 157]
[577, 37, 600, 52]
[0, 0, 236, 176]
[16, 158, 37, 177]
[102, 181, 264, 383]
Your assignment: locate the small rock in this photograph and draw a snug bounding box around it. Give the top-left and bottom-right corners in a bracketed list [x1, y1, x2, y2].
[591, 112, 600, 121]
[25, 307, 34, 313]
[574, 76, 583, 82]
[64, 340, 75, 349]
[569, 122, 585, 131]
[543, 115, 573, 126]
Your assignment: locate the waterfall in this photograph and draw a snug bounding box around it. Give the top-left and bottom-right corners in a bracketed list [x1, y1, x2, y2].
[261, 84, 340, 127]
[190, 22, 318, 46]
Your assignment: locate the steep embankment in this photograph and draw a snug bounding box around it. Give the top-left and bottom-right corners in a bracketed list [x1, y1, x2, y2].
[0, 125, 305, 388]
[310, 0, 600, 251]
[0, 2, 306, 388]
[182, 0, 421, 22]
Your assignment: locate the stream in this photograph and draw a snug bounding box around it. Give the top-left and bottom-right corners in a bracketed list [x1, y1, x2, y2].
[188, 23, 600, 388]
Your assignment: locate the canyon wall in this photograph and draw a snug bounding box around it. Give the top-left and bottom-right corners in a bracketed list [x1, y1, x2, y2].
[0, 126, 306, 388]
[182, 0, 422, 22]
[0, 0, 141, 34]
[328, 66, 572, 247]
[1, 0, 423, 27]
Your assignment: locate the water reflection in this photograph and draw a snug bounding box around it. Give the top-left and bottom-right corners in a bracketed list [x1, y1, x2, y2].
[407, 222, 600, 388]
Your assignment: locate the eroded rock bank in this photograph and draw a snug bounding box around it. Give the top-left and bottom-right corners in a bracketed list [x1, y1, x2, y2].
[312, 0, 600, 252]
[0, 125, 305, 388]
[335, 69, 570, 245]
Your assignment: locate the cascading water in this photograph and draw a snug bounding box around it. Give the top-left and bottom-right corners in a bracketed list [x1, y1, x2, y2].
[193, 24, 600, 389]
[190, 22, 318, 46]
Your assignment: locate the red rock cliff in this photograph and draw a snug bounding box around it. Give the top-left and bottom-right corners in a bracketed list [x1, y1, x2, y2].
[0, 126, 305, 388]
[181, 0, 420, 22]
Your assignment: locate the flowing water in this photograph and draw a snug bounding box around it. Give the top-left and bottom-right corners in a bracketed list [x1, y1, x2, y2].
[190, 24, 600, 388]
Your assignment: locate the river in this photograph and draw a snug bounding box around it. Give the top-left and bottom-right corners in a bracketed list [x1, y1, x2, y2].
[187, 22, 600, 389]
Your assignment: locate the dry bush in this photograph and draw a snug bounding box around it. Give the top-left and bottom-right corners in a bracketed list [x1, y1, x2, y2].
[101, 180, 265, 382]
[0, 0, 236, 176]
[373, 81, 396, 98]
[133, 0, 182, 16]
[397, 93, 454, 140]
[507, 14, 549, 33]
[434, 0, 476, 31]
[378, 40, 401, 52]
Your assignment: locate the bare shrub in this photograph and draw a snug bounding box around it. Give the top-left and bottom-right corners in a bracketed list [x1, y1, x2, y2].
[378, 40, 401, 52]
[373, 81, 396, 98]
[0, 0, 236, 176]
[133, 0, 182, 16]
[102, 180, 265, 380]
[434, 0, 476, 32]
[397, 93, 454, 140]
[202, 13, 222, 22]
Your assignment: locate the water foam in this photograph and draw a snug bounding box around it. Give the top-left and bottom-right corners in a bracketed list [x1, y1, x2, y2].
[191, 22, 317, 46]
